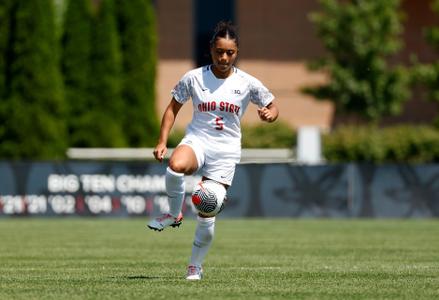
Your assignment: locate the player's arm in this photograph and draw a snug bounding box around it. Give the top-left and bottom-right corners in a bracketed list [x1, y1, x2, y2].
[153, 98, 183, 162]
[258, 101, 279, 123]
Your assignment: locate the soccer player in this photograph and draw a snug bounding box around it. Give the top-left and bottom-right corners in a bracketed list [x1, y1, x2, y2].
[147, 21, 279, 280]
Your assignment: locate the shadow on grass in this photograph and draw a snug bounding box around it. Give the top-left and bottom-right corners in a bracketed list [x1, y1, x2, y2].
[123, 275, 179, 280]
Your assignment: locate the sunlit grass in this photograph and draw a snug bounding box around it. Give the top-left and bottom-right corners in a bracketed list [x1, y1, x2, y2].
[0, 218, 438, 299]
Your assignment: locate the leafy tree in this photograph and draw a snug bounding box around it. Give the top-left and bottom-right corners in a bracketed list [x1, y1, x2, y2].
[115, 0, 159, 146]
[305, 0, 410, 121]
[87, 0, 126, 147]
[61, 0, 94, 147]
[0, 0, 11, 146]
[62, 0, 126, 147]
[0, 0, 12, 99]
[412, 0, 439, 126]
[0, 0, 67, 159]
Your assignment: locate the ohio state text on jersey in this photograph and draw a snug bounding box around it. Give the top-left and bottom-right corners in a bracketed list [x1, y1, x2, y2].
[172, 65, 274, 158]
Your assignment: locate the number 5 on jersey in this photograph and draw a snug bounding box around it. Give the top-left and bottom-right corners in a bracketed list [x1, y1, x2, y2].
[215, 117, 224, 130]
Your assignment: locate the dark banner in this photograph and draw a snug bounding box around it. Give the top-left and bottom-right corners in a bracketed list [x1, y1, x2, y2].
[0, 162, 438, 218]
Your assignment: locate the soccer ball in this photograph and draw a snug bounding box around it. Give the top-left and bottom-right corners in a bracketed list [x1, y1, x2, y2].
[191, 180, 226, 217]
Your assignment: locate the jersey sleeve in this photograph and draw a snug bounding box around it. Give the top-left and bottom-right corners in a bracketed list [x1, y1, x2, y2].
[171, 72, 192, 104]
[249, 79, 275, 108]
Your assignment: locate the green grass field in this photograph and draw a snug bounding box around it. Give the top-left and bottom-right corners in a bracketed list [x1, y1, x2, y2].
[0, 218, 438, 299]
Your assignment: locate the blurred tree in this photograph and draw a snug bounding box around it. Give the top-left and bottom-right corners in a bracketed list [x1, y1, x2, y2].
[53, 0, 67, 40]
[0, 0, 12, 99]
[115, 0, 159, 147]
[62, 0, 126, 147]
[0, 0, 11, 148]
[411, 0, 439, 127]
[305, 0, 410, 122]
[88, 0, 126, 147]
[0, 0, 67, 159]
[61, 0, 94, 147]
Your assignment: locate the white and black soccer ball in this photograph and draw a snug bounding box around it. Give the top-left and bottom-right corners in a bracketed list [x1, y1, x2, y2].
[191, 180, 226, 217]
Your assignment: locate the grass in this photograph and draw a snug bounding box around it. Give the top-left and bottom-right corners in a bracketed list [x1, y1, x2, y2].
[0, 218, 438, 299]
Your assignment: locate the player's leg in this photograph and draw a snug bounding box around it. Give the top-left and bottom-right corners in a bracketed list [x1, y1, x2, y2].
[148, 143, 201, 231]
[186, 158, 235, 280]
[186, 214, 216, 280]
[167, 145, 198, 216]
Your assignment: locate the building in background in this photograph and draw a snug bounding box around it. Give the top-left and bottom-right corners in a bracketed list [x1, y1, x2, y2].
[155, 0, 438, 130]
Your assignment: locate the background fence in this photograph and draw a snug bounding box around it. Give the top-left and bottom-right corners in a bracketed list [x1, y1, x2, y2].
[0, 161, 438, 218]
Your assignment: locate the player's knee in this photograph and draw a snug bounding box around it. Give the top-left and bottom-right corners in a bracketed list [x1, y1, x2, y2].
[168, 158, 193, 174]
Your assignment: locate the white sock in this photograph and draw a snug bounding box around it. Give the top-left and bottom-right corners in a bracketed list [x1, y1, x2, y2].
[165, 167, 185, 217]
[189, 216, 215, 267]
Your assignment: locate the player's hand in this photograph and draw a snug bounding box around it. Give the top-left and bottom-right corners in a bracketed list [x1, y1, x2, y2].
[258, 107, 275, 122]
[153, 143, 167, 162]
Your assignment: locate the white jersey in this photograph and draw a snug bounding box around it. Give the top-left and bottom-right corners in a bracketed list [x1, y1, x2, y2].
[171, 65, 274, 158]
